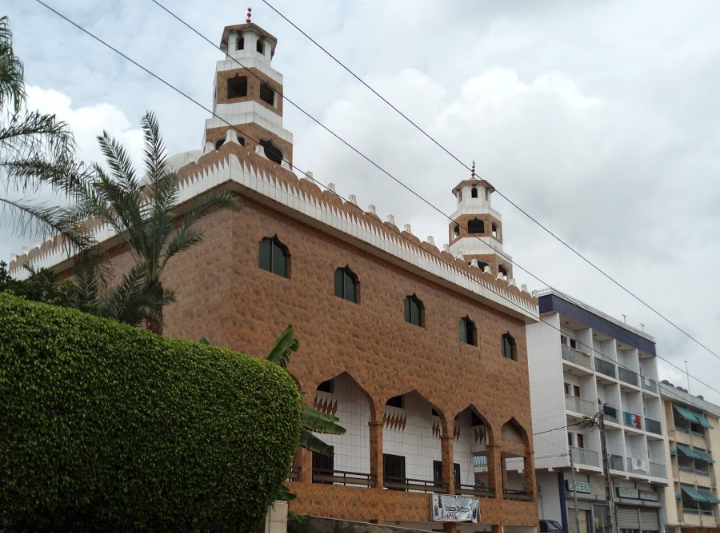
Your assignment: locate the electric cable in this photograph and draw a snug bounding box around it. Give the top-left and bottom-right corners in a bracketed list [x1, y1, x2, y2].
[258, 0, 720, 364]
[33, 0, 720, 401]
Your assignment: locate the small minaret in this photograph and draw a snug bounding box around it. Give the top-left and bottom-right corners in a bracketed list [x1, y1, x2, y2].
[447, 163, 513, 279]
[204, 8, 294, 167]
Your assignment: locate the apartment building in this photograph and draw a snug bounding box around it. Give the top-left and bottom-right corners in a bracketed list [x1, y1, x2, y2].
[528, 290, 669, 533]
[660, 382, 720, 533]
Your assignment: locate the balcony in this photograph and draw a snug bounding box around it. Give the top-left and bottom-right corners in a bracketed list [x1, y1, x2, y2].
[603, 404, 620, 423]
[457, 482, 494, 499]
[562, 345, 593, 370]
[570, 446, 600, 467]
[313, 468, 375, 487]
[610, 454, 625, 471]
[645, 417, 662, 435]
[384, 475, 447, 493]
[618, 367, 639, 387]
[627, 457, 649, 475]
[649, 462, 667, 478]
[566, 395, 597, 417]
[623, 411, 643, 430]
[595, 358, 617, 379]
[641, 376, 658, 394]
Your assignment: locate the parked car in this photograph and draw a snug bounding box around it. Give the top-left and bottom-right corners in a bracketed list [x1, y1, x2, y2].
[539, 520, 564, 533]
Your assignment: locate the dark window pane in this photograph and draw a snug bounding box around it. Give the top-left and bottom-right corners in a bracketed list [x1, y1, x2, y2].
[260, 83, 274, 105]
[404, 296, 411, 323]
[454, 463, 461, 487]
[459, 318, 467, 343]
[344, 271, 356, 302]
[272, 240, 286, 277]
[259, 238, 271, 271]
[468, 218, 484, 234]
[334, 268, 343, 298]
[237, 36, 244, 50]
[384, 454, 406, 479]
[256, 40, 264, 54]
[433, 460, 443, 486]
[312, 448, 334, 484]
[471, 187, 478, 198]
[317, 379, 334, 393]
[467, 322, 476, 346]
[227, 75, 247, 99]
[386, 395, 404, 408]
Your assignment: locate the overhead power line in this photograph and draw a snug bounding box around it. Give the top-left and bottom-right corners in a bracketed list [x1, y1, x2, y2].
[259, 0, 720, 364]
[33, 0, 720, 400]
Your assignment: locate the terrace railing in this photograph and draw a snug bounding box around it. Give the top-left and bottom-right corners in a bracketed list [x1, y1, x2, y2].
[595, 358, 617, 379]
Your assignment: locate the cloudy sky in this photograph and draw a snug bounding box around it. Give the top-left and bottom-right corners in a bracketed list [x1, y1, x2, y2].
[4, 1, 720, 402]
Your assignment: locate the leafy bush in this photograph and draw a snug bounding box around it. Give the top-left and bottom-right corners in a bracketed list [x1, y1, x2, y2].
[0, 294, 301, 533]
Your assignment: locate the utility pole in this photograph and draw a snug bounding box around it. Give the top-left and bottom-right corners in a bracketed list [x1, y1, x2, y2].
[598, 412, 618, 533]
[569, 450, 582, 533]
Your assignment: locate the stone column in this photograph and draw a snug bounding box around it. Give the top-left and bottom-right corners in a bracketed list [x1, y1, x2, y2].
[487, 444, 503, 500]
[441, 434, 455, 494]
[369, 419, 384, 489]
[524, 449, 536, 498]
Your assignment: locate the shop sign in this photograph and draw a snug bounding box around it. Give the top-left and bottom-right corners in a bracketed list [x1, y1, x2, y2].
[639, 491, 658, 501]
[566, 480, 592, 494]
[430, 494, 479, 523]
[616, 487, 640, 499]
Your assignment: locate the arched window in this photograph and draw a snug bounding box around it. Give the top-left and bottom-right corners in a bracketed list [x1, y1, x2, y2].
[334, 266, 359, 303]
[260, 82, 275, 105]
[259, 236, 289, 278]
[498, 264, 508, 280]
[260, 139, 283, 164]
[478, 261, 489, 272]
[453, 224, 460, 238]
[459, 316, 477, 346]
[492, 223, 500, 239]
[404, 294, 424, 327]
[502, 333, 516, 360]
[214, 137, 225, 150]
[236, 36, 245, 51]
[227, 75, 248, 99]
[467, 218, 485, 234]
[256, 39, 265, 54]
[471, 187, 478, 198]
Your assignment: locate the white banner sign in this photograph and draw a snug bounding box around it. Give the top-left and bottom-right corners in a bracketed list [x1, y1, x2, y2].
[430, 494, 480, 523]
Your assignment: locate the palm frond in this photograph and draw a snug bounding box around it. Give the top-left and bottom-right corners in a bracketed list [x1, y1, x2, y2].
[97, 265, 153, 326]
[0, 111, 73, 162]
[141, 111, 169, 185]
[2, 155, 95, 201]
[302, 406, 346, 435]
[0, 17, 25, 113]
[299, 430, 335, 457]
[266, 325, 299, 368]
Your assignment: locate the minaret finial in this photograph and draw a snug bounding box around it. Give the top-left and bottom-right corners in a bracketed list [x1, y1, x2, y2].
[246, 7, 252, 24]
[471, 160, 476, 179]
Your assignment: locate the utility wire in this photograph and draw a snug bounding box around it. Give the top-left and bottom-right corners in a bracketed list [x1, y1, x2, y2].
[144, 0, 720, 397]
[34, 0, 720, 400]
[259, 0, 720, 364]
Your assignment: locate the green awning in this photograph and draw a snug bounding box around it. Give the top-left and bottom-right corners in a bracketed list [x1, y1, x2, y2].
[695, 412, 715, 429]
[677, 443, 704, 460]
[694, 448, 716, 464]
[682, 486, 709, 502]
[699, 489, 720, 504]
[674, 405, 701, 424]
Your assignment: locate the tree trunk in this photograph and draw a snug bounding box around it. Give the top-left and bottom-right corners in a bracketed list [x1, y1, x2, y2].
[145, 279, 164, 335]
[146, 314, 163, 335]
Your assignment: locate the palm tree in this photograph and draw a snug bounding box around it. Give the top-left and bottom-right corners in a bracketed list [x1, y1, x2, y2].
[59, 111, 241, 334]
[0, 17, 89, 250]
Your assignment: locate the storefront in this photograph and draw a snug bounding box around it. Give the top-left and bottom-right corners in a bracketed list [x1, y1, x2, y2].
[615, 487, 661, 533]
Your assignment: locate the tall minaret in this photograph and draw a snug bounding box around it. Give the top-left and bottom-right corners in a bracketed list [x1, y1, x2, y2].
[204, 8, 293, 168]
[447, 163, 513, 279]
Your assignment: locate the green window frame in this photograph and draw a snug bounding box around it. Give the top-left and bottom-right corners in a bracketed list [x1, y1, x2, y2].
[404, 294, 424, 327]
[459, 316, 477, 346]
[259, 236, 289, 278]
[502, 333, 516, 360]
[334, 266, 359, 303]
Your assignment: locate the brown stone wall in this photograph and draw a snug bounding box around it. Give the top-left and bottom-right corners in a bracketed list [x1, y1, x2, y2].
[84, 192, 537, 527]
[216, 66, 283, 117]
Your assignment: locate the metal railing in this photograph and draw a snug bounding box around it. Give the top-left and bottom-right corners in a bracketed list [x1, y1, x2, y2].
[566, 395, 597, 416]
[595, 358, 617, 379]
[384, 475, 447, 493]
[649, 462, 667, 478]
[288, 465, 300, 481]
[474, 456, 488, 468]
[610, 454, 625, 471]
[627, 457, 648, 475]
[313, 469, 374, 487]
[696, 468, 710, 477]
[618, 367, 639, 387]
[645, 417, 662, 435]
[570, 446, 600, 467]
[503, 488, 533, 501]
[623, 412, 642, 430]
[562, 345, 593, 370]
[641, 376, 658, 393]
[458, 482, 494, 498]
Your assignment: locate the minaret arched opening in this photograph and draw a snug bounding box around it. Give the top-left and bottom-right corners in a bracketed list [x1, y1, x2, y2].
[260, 139, 283, 164]
[471, 187, 478, 198]
[467, 218, 484, 234]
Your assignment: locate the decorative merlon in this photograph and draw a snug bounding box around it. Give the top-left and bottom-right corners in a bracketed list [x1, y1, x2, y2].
[403, 224, 412, 234]
[426, 236, 435, 246]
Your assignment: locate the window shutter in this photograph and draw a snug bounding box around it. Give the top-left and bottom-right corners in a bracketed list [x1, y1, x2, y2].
[344, 270, 356, 302]
[404, 297, 411, 323]
[334, 268, 343, 298]
[259, 238, 271, 271]
[272, 240, 286, 277]
[459, 318, 467, 343]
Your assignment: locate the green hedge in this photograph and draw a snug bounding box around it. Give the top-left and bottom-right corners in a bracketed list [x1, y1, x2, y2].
[0, 294, 301, 532]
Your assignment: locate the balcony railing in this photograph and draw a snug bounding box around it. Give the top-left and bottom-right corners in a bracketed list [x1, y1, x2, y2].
[595, 358, 617, 379]
[618, 367, 639, 387]
[566, 395, 597, 417]
[458, 482, 494, 498]
[641, 376, 658, 393]
[384, 476, 447, 493]
[623, 412, 642, 430]
[649, 462, 667, 478]
[645, 417, 662, 435]
[627, 457, 648, 475]
[562, 345, 592, 370]
[503, 488, 533, 501]
[610, 454, 625, 471]
[474, 456, 488, 468]
[571, 446, 600, 467]
[684, 508, 714, 517]
[313, 469, 374, 487]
